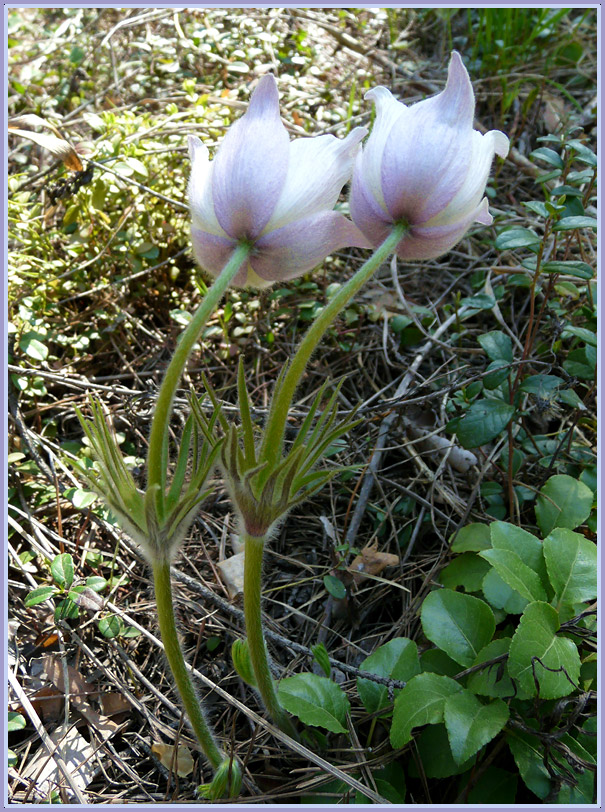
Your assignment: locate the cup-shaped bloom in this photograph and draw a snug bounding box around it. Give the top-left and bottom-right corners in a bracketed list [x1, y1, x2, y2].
[189, 74, 370, 288]
[350, 52, 509, 261]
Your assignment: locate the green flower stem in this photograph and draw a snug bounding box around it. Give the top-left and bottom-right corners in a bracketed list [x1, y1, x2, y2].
[259, 223, 407, 468]
[243, 531, 298, 738]
[146, 242, 250, 520]
[152, 557, 224, 769]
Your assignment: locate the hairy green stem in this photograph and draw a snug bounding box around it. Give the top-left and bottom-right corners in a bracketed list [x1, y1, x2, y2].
[146, 242, 250, 520]
[259, 223, 407, 467]
[153, 558, 224, 769]
[243, 532, 298, 738]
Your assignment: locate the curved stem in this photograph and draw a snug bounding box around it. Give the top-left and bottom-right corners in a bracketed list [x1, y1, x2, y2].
[243, 532, 298, 738]
[146, 242, 250, 520]
[153, 558, 224, 769]
[259, 224, 406, 468]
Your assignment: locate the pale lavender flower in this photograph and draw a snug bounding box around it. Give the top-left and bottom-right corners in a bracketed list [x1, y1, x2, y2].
[188, 74, 370, 288]
[350, 52, 510, 260]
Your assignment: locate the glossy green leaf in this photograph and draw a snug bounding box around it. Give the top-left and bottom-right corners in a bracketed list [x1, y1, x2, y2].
[482, 568, 528, 614]
[278, 673, 350, 734]
[24, 585, 57, 607]
[98, 615, 122, 638]
[391, 673, 462, 748]
[19, 331, 48, 361]
[455, 400, 515, 449]
[8, 711, 26, 732]
[535, 474, 593, 536]
[443, 689, 509, 764]
[467, 638, 518, 699]
[508, 601, 580, 698]
[409, 724, 473, 778]
[54, 598, 79, 622]
[451, 523, 491, 553]
[466, 766, 518, 803]
[542, 260, 594, 279]
[552, 215, 597, 231]
[494, 227, 541, 250]
[421, 589, 495, 667]
[477, 331, 513, 363]
[480, 549, 547, 603]
[507, 729, 551, 799]
[51, 553, 75, 589]
[543, 528, 597, 607]
[490, 521, 548, 583]
[323, 574, 346, 600]
[357, 638, 420, 714]
[311, 643, 331, 678]
[440, 553, 491, 592]
[556, 734, 596, 804]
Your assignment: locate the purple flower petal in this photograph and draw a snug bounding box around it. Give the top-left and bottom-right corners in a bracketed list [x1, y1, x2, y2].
[361, 86, 407, 214]
[250, 211, 371, 283]
[395, 198, 492, 261]
[263, 126, 367, 234]
[188, 136, 227, 237]
[350, 150, 393, 247]
[190, 226, 251, 285]
[211, 74, 290, 240]
[380, 52, 475, 225]
[423, 129, 509, 228]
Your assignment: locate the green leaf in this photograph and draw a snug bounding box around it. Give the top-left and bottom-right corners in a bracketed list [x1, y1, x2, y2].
[278, 673, 350, 734]
[543, 528, 597, 607]
[507, 729, 552, 799]
[556, 734, 596, 804]
[467, 638, 519, 699]
[552, 215, 597, 231]
[519, 374, 564, 395]
[323, 574, 346, 600]
[54, 598, 79, 622]
[50, 553, 75, 589]
[69, 488, 97, 509]
[19, 331, 48, 361]
[409, 724, 474, 778]
[561, 324, 597, 346]
[451, 523, 491, 552]
[477, 331, 513, 363]
[8, 749, 18, 767]
[98, 615, 123, 639]
[357, 638, 420, 715]
[419, 648, 461, 678]
[8, 711, 26, 732]
[443, 689, 509, 764]
[455, 399, 515, 449]
[421, 589, 495, 668]
[508, 601, 581, 699]
[390, 673, 462, 748]
[85, 576, 108, 593]
[479, 549, 547, 603]
[494, 227, 541, 250]
[490, 521, 547, 579]
[24, 585, 57, 607]
[530, 146, 563, 168]
[535, 474, 593, 536]
[440, 553, 491, 592]
[482, 568, 528, 614]
[542, 260, 594, 279]
[311, 643, 331, 678]
[466, 766, 518, 803]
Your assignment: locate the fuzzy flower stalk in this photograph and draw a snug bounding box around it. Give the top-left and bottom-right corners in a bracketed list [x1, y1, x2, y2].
[191, 56, 508, 736]
[75, 227, 254, 798]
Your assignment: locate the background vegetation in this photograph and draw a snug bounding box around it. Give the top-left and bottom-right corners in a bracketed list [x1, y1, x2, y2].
[8, 7, 597, 804]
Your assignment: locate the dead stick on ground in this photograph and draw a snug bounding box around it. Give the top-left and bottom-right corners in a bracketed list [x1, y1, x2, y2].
[345, 271, 468, 549]
[8, 670, 87, 804]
